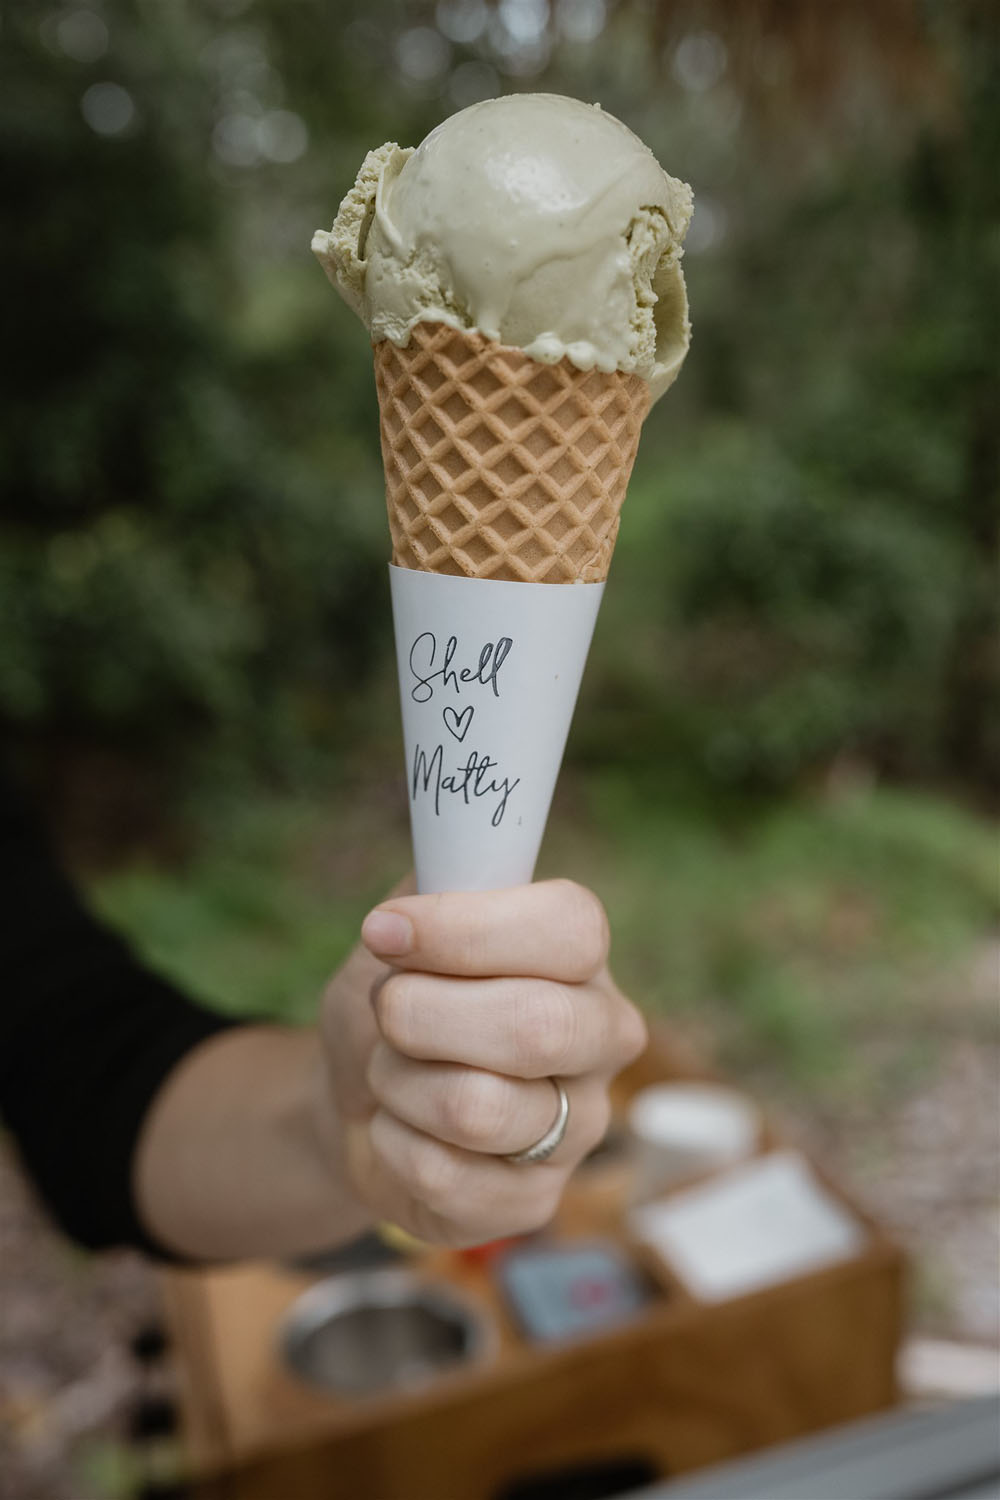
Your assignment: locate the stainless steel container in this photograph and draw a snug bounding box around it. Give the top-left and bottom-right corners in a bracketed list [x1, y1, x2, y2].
[280, 1269, 494, 1399]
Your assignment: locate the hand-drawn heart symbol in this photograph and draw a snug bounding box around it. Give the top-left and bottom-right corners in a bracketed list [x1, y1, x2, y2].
[443, 705, 474, 742]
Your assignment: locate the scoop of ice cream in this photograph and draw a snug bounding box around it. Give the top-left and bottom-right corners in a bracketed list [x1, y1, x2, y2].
[312, 94, 693, 404]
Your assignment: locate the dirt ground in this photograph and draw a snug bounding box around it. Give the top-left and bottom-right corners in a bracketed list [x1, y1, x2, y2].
[1, 953, 997, 1499]
[0, 1160, 158, 1500]
[774, 942, 1000, 1346]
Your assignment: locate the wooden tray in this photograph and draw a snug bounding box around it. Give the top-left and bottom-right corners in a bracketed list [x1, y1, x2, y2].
[163, 1029, 905, 1500]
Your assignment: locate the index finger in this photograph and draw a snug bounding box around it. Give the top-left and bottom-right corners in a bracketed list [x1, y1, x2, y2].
[359, 880, 609, 983]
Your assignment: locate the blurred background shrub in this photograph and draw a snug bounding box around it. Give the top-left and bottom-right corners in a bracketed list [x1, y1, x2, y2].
[2, 0, 996, 812]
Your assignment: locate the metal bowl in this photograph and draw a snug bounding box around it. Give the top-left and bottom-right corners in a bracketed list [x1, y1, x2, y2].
[280, 1269, 494, 1399]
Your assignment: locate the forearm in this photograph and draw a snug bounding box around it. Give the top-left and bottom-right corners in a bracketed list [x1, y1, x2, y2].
[133, 1025, 374, 1261]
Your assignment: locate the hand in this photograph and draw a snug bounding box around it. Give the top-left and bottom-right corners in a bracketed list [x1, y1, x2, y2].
[317, 880, 647, 1247]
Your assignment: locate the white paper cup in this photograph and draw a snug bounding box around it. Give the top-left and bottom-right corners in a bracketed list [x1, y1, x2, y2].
[390, 566, 605, 892]
[627, 1082, 760, 1200]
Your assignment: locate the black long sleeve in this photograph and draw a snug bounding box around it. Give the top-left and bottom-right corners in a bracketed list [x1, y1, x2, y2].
[0, 768, 239, 1254]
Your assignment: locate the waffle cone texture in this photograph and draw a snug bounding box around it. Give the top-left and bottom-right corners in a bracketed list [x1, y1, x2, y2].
[375, 322, 651, 584]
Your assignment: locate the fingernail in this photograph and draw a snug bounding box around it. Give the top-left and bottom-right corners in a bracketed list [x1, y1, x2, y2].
[361, 909, 414, 956]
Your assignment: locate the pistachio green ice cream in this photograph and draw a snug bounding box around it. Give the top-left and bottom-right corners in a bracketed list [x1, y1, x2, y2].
[312, 93, 693, 404]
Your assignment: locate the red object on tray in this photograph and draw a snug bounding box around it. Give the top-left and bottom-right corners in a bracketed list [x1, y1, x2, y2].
[456, 1236, 525, 1268]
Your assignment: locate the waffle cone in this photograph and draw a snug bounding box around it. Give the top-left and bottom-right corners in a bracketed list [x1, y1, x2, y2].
[375, 322, 651, 584]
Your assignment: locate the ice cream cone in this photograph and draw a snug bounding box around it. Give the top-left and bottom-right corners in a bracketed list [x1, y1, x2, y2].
[375, 322, 651, 585]
[314, 94, 690, 894]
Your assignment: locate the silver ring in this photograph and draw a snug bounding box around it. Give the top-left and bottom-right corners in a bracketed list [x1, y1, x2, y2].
[505, 1078, 570, 1166]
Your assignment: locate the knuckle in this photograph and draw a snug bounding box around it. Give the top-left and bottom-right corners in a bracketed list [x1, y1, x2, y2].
[513, 982, 579, 1075]
[374, 973, 418, 1051]
[554, 880, 610, 977]
[431, 892, 491, 974]
[455, 916, 489, 975]
[580, 1091, 613, 1157]
[410, 1139, 463, 1210]
[510, 1175, 563, 1235]
[440, 1070, 510, 1148]
[539, 1174, 565, 1222]
[619, 1000, 649, 1064]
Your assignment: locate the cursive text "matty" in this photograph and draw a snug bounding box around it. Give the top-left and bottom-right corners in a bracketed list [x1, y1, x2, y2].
[412, 744, 520, 827]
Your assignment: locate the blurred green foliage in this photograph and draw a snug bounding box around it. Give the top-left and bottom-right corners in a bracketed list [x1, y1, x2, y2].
[91, 773, 998, 1091]
[1, 0, 997, 798]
